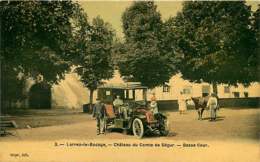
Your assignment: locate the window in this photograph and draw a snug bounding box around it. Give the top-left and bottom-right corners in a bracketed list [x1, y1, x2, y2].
[233, 92, 240, 98]
[124, 90, 135, 99]
[163, 84, 170, 93]
[244, 92, 249, 98]
[224, 86, 230, 93]
[202, 85, 210, 97]
[202, 93, 209, 97]
[128, 90, 134, 99]
[183, 86, 192, 95]
[105, 90, 111, 96]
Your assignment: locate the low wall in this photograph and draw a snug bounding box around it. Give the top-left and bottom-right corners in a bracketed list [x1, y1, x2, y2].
[157, 100, 178, 111]
[157, 97, 260, 111]
[218, 97, 260, 108]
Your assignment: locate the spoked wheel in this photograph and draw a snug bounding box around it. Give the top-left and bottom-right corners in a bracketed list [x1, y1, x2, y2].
[132, 118, 144, 138]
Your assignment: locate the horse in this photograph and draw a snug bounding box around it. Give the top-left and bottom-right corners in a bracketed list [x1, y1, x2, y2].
[190, 96, 209, 120]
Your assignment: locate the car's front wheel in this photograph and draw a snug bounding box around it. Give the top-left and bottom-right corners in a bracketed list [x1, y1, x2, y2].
[132, 118, 144, 138]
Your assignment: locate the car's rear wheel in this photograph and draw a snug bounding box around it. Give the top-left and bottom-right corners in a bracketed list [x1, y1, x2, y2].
[160, 119, 170, 136]
[132, 118, 144, 138]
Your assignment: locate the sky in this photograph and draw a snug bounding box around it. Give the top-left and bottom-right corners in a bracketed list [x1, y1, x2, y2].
[78, 1, 259, 39]
[79, 1, 182, 39]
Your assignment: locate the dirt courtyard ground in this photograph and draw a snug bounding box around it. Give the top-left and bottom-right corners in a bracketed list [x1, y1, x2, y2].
[0, 108, 259, 162]
[1, 108, 259, 141]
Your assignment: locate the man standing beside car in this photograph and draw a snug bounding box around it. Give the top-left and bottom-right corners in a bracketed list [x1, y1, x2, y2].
[92, 99, 106, 135]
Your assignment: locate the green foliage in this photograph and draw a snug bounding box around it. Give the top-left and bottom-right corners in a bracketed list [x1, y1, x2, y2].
[0, 0, 81, 83]
[169, 1, 258, 85]
[111, 39, 127, 68]
[251, 5, 260, 81]
[74, 16, 115, 91]
[120, 1, 178, 88]
[0, 1, 84, 106]
[1, 64, 27, 106]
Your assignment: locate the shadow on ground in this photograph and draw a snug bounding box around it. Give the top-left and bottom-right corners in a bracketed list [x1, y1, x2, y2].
[202, 116, 225, 121]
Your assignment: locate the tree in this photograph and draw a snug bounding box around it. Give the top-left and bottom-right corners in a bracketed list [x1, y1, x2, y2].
[251, 5, 260, 82]
[0, 1, 81, 82]
[111, 39, 127, 68]
[1, 65, 27, 108]
[168, 1, 258, 94]
[119, 1, 178, 88]
[74, 16, 114, 108]
[0, 1, 84, 108]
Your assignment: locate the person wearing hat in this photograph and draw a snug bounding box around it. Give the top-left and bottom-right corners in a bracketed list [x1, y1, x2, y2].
[150, 100, 158, 115]
[92, 99, 106, 135]
[150, 92, 157, 102]
[150, 93, 158, 111]
[206, 93, 218, 121]
[113, 95, 124, 117]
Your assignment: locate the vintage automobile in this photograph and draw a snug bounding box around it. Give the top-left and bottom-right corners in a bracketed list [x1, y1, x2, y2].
[97, 82, 170, 138]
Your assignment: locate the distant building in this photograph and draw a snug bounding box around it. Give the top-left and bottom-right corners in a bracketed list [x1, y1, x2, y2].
[18, 70, 260, 109]
[150, 73, 260, 101]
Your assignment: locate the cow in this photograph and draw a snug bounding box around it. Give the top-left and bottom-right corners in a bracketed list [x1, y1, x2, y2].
[191, 96, 209, 120]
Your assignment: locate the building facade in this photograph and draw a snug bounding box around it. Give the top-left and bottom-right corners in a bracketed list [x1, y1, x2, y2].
[150, 73, 260, 101]
[18, 70, 260, 109]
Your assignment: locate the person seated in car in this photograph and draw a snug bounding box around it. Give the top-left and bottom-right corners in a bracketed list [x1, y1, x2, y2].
[113, 95, 123, 117]
[150, 93, 158, 114]
[150, 100, 158, 115]
[150, 93, 160, 120]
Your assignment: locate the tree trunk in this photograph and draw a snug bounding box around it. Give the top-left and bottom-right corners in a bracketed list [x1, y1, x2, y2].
[89, 89, 94, 113]
[8, 99, 11, 109]
[212, 82, 218, 96]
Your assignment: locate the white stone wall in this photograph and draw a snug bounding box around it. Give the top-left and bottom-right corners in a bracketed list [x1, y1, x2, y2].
[149, 74, 211, 100]
[217, 83, 260, 98]
[149, 74, 260, 100]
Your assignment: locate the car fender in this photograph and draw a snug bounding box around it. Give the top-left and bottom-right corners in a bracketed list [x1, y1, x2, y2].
[157, 112, 167, 119]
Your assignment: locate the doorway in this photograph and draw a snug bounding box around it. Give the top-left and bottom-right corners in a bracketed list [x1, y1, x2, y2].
[29, 83, 51, 109]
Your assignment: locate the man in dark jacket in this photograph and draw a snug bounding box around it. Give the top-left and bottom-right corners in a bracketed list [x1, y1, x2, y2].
[92, 100, 106, 135]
